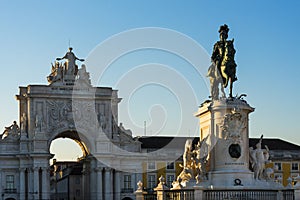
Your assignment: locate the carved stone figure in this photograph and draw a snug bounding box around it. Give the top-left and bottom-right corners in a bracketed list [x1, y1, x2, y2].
[264, 167, 274, 180]
[20, 112, 28, 133]
[175, 139, 194, 185]
[47, 62, 63, 84]
[35, 113, 44, 133]
[177, 167, 192, 184]
[207, 62, 225, 100]
[77, 64, 91, 85]
[119, 123, 132, 136]
[56, 47, 84, 76]
[2, 121, 20, 139]
[193, 136, 209, 181]
[136, 181, 143, 191]
[249, 135, 270, 180]
[98, 113, 106, 130]
[182, 139, 193, 169]
[210, 24, 237, 98]
[175, 137, 209, 186]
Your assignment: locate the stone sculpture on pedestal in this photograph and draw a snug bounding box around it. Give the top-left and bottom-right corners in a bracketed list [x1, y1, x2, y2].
[173, 136, 209, 188]
[77, 64, 91, 85]
[48, 47, 88, 85]
[20, 112, 28, 133]
[173, 24, 281, 191]
[1, 121, 20, 139]
[249, 135, 271, 180]
[56, 47, 84, 76]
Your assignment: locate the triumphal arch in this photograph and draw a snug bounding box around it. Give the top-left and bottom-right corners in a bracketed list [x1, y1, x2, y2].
[0, 48, 142, 200]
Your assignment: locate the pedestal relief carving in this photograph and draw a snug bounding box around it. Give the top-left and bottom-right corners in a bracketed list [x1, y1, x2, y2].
[221, 108, 247, 142]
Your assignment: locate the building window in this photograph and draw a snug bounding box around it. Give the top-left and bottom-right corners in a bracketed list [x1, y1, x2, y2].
[167, 162, 175, 170]
[292, 163, 299, 171]
[147, 174, 156, 189]
[166, 174, 175, 187]
[6, 175, 14, 189]
[124, 175, 131, 189]
[148, 162, 156, 170]
[275, 163, 282, 171]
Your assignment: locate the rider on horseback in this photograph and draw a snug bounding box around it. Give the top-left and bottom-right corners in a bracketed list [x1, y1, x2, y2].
[210, 24, 237, 99]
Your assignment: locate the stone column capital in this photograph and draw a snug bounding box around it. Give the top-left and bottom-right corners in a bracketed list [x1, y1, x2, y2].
[104, 167, 112, 172]
[33, 167, 40, 171]
[28, 167, 34, 172]
[82, 169, 90, 175]
[41, 167, 50, 172]
[19, 168, 26, 172]
[95, 167, 103, 172]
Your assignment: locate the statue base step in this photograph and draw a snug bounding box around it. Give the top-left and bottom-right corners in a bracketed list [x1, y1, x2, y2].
[208, 170, 254, 187]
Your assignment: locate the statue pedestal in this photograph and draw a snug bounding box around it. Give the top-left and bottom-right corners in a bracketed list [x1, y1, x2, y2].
[195, 98, 255, 187]
[63, 74, 76, 85]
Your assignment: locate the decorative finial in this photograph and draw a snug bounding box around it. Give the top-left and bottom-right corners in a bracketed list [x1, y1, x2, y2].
[159, 175, 165, 185]
[137, 180, 143, 190]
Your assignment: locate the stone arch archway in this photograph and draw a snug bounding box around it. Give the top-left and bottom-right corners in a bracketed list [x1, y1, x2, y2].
[48, 129, 93, 157]
[15, 80, 121, 200]
[0, 50, 145, 200]
[49, 130, 95, 200]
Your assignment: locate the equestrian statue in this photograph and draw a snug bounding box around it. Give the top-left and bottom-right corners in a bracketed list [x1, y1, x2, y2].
[208, 24, 237, 99]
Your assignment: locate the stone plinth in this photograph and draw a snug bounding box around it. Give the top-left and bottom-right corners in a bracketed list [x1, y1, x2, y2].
[195, 98, 255, 187]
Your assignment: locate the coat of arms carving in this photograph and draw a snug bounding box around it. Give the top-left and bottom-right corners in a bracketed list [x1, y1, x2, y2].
[221, 108, 247, 141]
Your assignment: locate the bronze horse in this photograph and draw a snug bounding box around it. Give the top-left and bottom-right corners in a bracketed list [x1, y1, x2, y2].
[220, 39, 237, 98]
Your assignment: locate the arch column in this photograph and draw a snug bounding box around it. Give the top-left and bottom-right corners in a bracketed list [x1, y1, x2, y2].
[41, 167, 50, 200]
[104, 167, 113, 200]
[89, 160, 97, 200]
[0, 170, 2, 197]
[33, 167, 39, 200]
[19, 168, 26, 200]
[82, 163, 91, 200]
[27, 168, 34, 199]
[114, 170, 121, 200]
[96, 167, 103, 200]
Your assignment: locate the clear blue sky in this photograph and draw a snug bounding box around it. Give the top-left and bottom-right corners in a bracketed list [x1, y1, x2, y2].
[1, 1, 299, 160]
